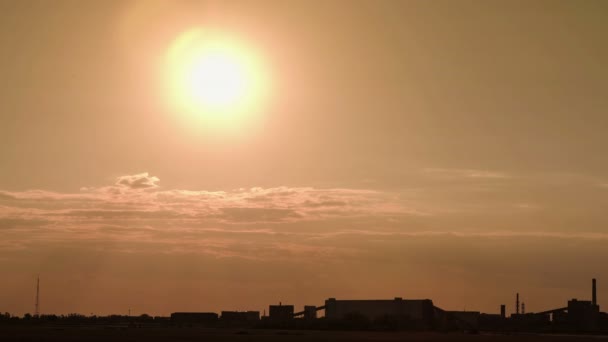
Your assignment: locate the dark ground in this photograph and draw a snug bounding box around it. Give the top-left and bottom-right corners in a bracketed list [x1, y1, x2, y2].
[1, 327, 607, 342]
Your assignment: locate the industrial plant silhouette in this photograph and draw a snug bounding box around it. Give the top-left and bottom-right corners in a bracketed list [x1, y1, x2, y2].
[2, 278, 606, 335]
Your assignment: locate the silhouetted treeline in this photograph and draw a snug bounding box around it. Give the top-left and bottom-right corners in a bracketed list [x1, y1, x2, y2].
[2, 311, 608, 334]
[0, 313, 166, 327]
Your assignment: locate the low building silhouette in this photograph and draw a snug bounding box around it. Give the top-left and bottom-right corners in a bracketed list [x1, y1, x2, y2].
[220, 311, 260, 322]
[566, 299, 600, 331]
[446, 311, 480, 330]
[170, 312, 218, 324]
[325, 297, 435, 329]
[268, 303, 294, 321]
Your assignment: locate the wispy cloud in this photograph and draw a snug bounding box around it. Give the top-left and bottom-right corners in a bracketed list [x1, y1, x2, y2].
[308, 229, 608, 241]
[0, 173, 421, 258]
[115, 172, 160, 189]
[422, 168, 510, 180]
[1, 171, 607, 261]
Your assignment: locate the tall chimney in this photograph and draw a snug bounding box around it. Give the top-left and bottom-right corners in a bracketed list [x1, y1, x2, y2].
[500, 305, 506, 318]
[592, 278, 597, 306]
[522, 302, 525, 314]
[516, 293, 520, 315]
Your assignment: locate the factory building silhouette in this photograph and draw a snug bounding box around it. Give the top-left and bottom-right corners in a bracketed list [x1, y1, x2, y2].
[5, 278, 606, 334]
[165, 278, 606, 332]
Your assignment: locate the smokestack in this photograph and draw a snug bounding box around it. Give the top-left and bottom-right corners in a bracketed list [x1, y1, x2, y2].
[592, 278, 597, 306]
[500, 305, 506, 318]
[522, 302, 525, 315]
[516, 293, 520, 315]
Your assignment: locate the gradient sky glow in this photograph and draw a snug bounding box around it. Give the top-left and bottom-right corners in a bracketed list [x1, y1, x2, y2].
[1, 0, 608, 316]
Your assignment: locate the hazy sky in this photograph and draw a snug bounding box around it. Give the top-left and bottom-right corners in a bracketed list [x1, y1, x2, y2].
[1, 0, 607, 316]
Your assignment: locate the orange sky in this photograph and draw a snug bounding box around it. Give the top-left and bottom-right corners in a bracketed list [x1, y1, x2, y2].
[1, 0, 607, 316]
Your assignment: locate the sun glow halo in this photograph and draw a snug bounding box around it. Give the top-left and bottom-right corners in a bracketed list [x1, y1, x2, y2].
[165, 29, 268, 128]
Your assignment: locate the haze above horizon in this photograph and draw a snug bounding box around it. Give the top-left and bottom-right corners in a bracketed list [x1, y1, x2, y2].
[1, 0, 607, 316]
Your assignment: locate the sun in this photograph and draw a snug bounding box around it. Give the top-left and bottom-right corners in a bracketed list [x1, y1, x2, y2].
[164, 28, 269, 130]
[188, 52, 246, 108]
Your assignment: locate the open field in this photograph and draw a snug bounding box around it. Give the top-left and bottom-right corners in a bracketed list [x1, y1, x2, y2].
[1, 327, 607, 342]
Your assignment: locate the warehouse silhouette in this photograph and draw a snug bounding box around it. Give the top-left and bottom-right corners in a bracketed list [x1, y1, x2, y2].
[3, 278, 605, 334]
[167, 278, 606, 333]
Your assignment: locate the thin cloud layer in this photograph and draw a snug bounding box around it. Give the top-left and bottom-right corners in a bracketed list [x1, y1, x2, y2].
[422, 168, 511, 180]
[0, 173, 417, 257]
[1, 171, 607, 261]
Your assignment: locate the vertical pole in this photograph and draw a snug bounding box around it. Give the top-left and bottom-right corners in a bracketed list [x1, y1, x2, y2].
[592, 278, 597, 306]
[35, 276, 40, 316]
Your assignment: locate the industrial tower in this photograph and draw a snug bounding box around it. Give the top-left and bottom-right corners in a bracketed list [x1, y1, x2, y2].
[593, 278, 597, 306]
[34, 276, 40, 317]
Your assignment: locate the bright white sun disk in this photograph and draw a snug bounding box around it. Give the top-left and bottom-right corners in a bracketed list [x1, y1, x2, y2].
[164, 28, 270, 132]
[188, 53, 246, 108]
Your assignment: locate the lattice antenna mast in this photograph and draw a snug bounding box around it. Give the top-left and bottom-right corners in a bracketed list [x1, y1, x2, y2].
[35, 275, 40, 316]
